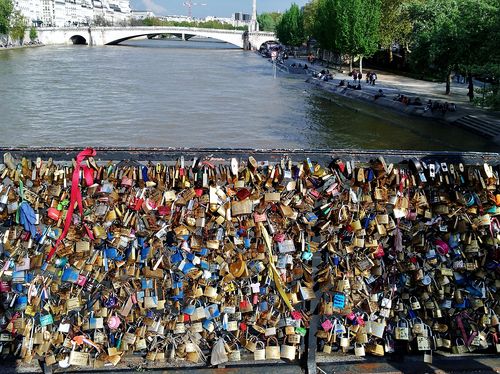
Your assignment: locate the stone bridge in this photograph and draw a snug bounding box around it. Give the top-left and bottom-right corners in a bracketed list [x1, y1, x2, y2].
[36, 27, 277, 50]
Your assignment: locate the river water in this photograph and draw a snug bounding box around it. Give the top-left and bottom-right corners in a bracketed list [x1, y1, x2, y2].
[0, 38, 495, 151]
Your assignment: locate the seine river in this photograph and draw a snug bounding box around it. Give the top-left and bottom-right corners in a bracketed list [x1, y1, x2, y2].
[0, 38, 494, 151]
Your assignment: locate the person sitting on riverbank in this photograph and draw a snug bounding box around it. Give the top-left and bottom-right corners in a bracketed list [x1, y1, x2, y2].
[374, 89, 385, 100]
[307, 53, 316, 64]
[338, 80, 346, 87]
[355, 84, 362, 90]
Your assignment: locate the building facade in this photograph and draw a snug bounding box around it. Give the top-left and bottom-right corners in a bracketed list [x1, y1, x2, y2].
[15, 0, 132, 27]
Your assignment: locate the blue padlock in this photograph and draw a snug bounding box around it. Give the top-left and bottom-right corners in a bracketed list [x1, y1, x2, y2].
[61, 267, 79, 283]
[141, 166, 149, 182]
[333, 256, 340, 266]
[15, 295, 27, 311]
[171, 250, 183, 263]
[140, 246, 150, 260]
[198, 247, 209, 256]
[333, 293, 345, 309]
[259, 300, 268, 312]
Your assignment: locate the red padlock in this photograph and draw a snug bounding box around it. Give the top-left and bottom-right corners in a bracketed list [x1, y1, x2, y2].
[0, 281, 11, 293]
[47, 207, 62, 221]
[157, 205, 171, 216]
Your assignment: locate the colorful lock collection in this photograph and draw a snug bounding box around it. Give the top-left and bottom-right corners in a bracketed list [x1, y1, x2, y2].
[0, 149, 498, 369]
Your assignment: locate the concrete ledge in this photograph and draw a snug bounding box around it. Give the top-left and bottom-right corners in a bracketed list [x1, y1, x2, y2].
[306, 78, 451, 120]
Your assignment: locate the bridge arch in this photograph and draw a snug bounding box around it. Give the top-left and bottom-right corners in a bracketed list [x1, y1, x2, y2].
[256, 39, 280, 50]
[70, 35, 87, 45]
[99, 27, 246, 48]
[105, 33, 233, 46]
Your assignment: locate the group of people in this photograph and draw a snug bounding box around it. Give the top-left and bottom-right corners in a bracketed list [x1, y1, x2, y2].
[350, 70, 363, 83]
[349, 70, 378, 85]
[338, 80, 362, 90]
[314, 69, 333, 81]
[424, 100, 457, 114]
[366, 71, 378, 85]
[307, 62, 460, 116]
[291, 63, 309, 70]
[394, 94, 423, 106]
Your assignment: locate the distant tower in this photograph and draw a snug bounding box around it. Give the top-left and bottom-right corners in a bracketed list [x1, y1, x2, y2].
[250, 0, 259, 32]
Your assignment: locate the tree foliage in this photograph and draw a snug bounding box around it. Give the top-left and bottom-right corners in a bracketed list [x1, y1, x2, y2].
[257, 12, 281, 32]
[9, 10, 26, 44]
[378, 0, 412, 50]
[408, 0, 499, 98]
[29, 26, 37, 41]
[0, 0, 13, 36]
[303, 0, 380, 65]
[275, 3, 305, 47]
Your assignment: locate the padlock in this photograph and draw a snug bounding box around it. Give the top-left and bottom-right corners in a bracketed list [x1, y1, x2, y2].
[410, 296, 421, 310]
[395, 319, 409, 340]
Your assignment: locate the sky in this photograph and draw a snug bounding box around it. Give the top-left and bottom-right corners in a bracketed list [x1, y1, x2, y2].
[134, 0, 309, 18]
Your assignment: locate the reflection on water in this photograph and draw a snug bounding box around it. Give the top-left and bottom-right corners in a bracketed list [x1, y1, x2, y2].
[0, 38, 494, 151]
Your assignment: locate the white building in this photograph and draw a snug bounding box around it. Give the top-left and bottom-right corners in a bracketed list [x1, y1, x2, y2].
[157, 14, 190, 22]
[130, 10, 155, 20]
[204, 16, 232, 24]
[14, 0, 132, 27]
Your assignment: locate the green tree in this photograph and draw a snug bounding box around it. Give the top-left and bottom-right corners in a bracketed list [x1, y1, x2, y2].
[275, 3, 305, 47]
[29, 25, 37, 42]
[311, 0, 338, 53]
[309, 0, 380, 71]
[455, 0, 499, 101]
[0, 0, 13, 42]
[346, 0, 381, 72]
[315, 0, 380, 71]
[9, 10, 27, 45]
[378, 0, 412, 63]
[408, 0, 499, 97]
[257, 12, 278, 32]
[302, 0, 319, 39]
[408, 0, 460, 94]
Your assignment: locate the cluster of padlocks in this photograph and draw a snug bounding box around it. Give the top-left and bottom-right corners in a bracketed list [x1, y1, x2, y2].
[0, 149, 498, 368]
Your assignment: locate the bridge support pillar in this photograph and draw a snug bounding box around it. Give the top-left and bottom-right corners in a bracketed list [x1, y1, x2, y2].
[243, 31, 250, 50]
[88, 27, 93, 46]
[182, 33, 186, 41]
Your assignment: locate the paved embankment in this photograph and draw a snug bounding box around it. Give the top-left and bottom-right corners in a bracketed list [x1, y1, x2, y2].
[306, 76, 500, 143]
[276, 57, 500, 143]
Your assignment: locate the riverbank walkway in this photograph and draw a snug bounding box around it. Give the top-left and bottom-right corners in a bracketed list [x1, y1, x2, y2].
[280, 57, 500, 143]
